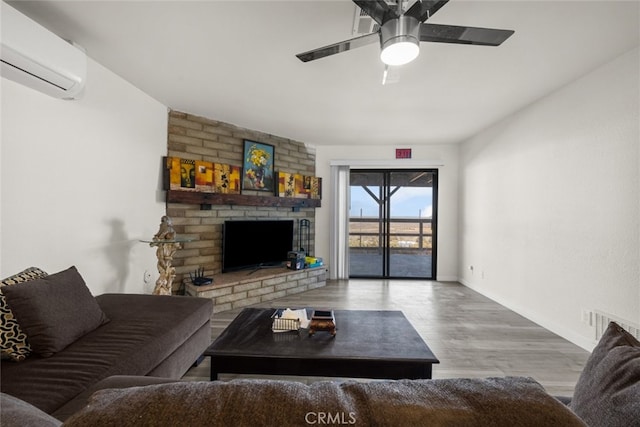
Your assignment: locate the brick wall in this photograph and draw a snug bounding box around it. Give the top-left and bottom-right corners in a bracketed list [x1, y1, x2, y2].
[165, 110, 317, 294]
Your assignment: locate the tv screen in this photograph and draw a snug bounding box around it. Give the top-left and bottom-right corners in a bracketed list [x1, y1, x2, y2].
[222, 220, 294, 273]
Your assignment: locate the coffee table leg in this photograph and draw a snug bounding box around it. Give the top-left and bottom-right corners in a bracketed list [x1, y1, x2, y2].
[421, 364, 432, 379]
[210, 360, 219, 381]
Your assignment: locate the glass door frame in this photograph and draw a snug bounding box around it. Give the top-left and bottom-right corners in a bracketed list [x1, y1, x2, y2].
[348, 168, 438, 280]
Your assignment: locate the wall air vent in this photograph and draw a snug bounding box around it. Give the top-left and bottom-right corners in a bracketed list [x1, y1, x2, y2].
[594, 310, 640, 341]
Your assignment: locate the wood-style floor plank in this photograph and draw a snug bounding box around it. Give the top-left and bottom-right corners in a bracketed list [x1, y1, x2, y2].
[183, 279, 590, 396]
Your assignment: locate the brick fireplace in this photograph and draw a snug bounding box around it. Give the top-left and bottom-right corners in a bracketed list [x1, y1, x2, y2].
[165, 110, 318, 295]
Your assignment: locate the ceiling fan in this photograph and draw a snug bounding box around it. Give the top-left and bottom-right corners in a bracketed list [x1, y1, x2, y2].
[296, 0, 514, 68]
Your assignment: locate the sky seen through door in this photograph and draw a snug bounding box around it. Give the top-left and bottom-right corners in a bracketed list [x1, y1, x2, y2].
[350, 186, 433, 218]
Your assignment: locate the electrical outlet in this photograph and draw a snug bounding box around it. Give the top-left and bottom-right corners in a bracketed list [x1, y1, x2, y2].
[581, 309, 592, 326]
[143, 270, 152, 284]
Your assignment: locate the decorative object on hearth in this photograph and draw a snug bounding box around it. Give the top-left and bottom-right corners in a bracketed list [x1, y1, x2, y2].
[299, 219, 310, 256]
[141, 216, 192, 295]
[308, 310, 336, 337]
[287, 251, 306, 271]
[305, 256, 324, 269]
[189, 267, 213, 286]
[242, 140, 274, 193]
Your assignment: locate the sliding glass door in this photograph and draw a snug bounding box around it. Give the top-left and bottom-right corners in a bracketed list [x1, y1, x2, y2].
[349, 169, 437, 279]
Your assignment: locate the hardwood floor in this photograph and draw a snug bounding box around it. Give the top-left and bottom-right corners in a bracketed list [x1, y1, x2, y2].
[183, 279, 590, 396]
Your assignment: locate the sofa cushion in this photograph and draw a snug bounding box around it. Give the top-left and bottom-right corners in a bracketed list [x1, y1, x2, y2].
[0, 267, 48, 361]
[571, 321, 640, 427]
[1, 266, 109, 357]
[51, 375, 179, 422]
[64, 377, 586, 427]
[0, 393, 61, 427]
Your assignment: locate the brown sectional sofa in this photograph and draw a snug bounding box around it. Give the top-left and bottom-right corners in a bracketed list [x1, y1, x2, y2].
[1, 266, 638, 427]
[2, 322, 638, 427]
[4, 376, 586, 427]
[1, 267, 213, 421]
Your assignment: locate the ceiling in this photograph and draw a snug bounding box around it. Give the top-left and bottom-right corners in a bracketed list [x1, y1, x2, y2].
[8, 1, 640, 147]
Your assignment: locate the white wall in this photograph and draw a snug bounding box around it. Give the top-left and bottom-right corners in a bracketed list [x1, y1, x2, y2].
[315, 144, 459, 281]
[458, 47, 640, 350]
[1, 58, 167, 295]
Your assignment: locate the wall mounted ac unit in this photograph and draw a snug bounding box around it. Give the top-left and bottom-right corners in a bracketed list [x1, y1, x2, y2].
[1, 2, 86, 100]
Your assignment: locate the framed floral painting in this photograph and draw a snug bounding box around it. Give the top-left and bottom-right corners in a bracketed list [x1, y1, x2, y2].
[242, 140, 275, 193]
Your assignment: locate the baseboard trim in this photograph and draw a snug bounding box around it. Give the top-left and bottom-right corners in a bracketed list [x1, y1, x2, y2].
[459, 279, 595, 352]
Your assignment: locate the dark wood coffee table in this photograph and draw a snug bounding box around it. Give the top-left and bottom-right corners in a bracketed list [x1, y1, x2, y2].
[204, 308, 439, 380]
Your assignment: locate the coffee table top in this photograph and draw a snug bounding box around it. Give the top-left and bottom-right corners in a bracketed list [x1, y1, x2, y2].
[206, 308, 439, 364]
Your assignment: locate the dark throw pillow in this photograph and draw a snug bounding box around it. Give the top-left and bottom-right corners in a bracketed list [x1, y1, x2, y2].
[571, 321, 640, 427]
[1, 266, 48, 361]
[1, 266, 109, 357]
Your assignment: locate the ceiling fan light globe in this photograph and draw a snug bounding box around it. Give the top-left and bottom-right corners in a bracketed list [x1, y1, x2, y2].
[380, 40, 419, 66]
[379, 15, 421, 66]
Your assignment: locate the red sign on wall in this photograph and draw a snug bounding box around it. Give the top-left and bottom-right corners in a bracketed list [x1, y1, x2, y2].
[395, 148, 412, 159]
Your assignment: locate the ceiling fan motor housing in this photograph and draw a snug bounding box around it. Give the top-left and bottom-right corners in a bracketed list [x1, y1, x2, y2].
[296, 1, 514, 64]
[379, 15, 421, 65]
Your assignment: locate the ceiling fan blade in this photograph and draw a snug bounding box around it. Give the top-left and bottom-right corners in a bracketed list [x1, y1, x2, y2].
[353, 0, 398, 25]
[420, 23, 514, 46]
[296, 32, 380, 62]
[404, 0, 450, 23]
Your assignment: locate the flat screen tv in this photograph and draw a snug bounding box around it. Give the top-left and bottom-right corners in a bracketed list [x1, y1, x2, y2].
[222, 220, 294, 273]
